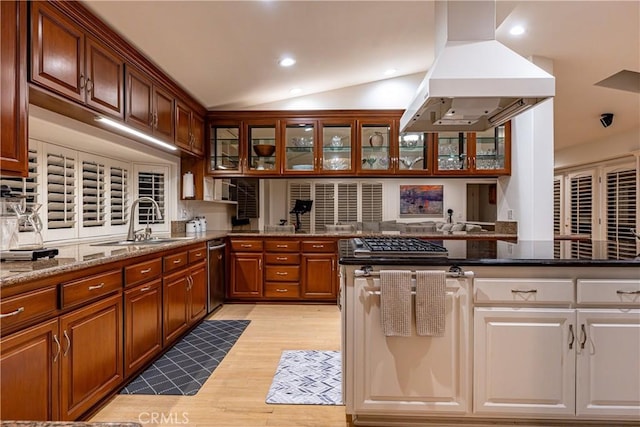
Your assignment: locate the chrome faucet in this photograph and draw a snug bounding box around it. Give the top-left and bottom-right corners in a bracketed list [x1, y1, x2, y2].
[127, 197, 163, 241]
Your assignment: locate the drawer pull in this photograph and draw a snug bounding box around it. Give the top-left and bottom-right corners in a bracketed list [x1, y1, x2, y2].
[140, 268, 152, 274]
[0, 306, 24, 318]
[194, 252, 202, 257]
[241, 244, 252, 248]
[173, 259, 182, 264]
[140, 286, 151, 292]
[276, 257, 288, 261]
[88, 283, 104, 291]
[276, 288, 288, 293]
[616, 290, 640, 295]
[312, 244, 324, 248]
[276, 272, 288, 276]
[511, 289, 537, 294]
[276, 245, 288, 248]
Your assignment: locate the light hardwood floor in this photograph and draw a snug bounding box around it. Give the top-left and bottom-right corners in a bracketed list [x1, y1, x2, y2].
[90, 304, 349, 427]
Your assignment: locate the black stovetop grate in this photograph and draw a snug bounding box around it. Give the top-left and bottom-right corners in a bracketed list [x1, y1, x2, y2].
[353, 237, 448, 256]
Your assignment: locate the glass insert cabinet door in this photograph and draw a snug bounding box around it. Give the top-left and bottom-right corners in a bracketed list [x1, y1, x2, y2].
[210, 124, 240, 173]
[398, 131, 428, 172]
[284, 121, 315, 172]
[360, 123, 391, 172]
[435, 131, 469, 173]
[247, 122, 277, 172]
[321, 121, 354, 173]
[473, 123, 509, 172]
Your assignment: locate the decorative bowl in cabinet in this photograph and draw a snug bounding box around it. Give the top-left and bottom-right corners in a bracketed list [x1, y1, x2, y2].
[253, 144, 276, 157]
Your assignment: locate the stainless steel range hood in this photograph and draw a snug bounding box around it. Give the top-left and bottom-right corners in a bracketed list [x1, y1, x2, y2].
[400, 1, 555, 133]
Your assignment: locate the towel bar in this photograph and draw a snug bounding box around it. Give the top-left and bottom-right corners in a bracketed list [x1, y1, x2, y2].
[354, 266, 471, 279]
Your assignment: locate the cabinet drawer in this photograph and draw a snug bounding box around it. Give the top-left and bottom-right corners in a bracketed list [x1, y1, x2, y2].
[577, 279, 640, 305]
[265, 253, 301, 265]
[474, 278, 574, 304]
[188, 246, 207, 264]
[265, 266, 299, 282]
[264, 283, 300, 298]
[302, 241, 336, 253]
[264, 240, 300, 252]
[61, 269, 122, 308]
[164, 251, 188, 273]
[230, 240, 263, 252]
[125, 258, 162, 287]
[0, 286, 58, 333]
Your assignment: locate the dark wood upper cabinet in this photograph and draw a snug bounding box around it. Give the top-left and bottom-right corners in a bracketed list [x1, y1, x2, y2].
[176, 101, 204, 156]
[125, 65, 174, 141]
[30, 1, 124, 119]
[0, 0, 28, 177]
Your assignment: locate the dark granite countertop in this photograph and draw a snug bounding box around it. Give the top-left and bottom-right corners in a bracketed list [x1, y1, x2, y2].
[338, 239, 640, 267]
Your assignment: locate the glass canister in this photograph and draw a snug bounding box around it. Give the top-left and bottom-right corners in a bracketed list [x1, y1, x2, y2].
[0, 214, 19, 251]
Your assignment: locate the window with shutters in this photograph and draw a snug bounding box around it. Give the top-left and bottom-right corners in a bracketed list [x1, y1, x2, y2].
[137, 171, 166, 225]
[231, 178, 259, 220]
[288, 182, 312, 232]
[337, 182, 358, 223]
[110, 166, 129, 226]
[553, 177, 562, 258]
[606, 166, 637, 259]
[361, 182, 383, 222]
[0, 149, 38, 232]
[46, 150, 77, 232]
[81, 159, 106, 228]
[314, 183, 335, 232]
[570, 173, 593, 259]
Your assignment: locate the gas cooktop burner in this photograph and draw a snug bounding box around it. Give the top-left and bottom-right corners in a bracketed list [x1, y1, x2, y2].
[352, 237, 448, 257]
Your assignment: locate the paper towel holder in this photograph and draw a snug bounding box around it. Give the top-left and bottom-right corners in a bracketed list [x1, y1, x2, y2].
[182, 171, 195, 199]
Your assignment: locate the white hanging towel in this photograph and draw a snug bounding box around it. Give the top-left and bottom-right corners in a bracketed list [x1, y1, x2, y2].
[415, 271, 446, 337]
[379, 270, 412, 337]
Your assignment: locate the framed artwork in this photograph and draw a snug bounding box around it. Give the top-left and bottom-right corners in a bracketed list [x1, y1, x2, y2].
[399, 185, 444, 216]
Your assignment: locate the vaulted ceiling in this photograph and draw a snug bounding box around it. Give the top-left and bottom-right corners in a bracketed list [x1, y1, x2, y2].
[83, 1, 639, 152]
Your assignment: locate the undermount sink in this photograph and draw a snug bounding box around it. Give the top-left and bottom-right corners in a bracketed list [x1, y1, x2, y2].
[90, 237, 195, 247]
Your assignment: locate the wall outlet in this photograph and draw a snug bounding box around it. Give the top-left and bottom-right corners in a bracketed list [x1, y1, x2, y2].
[507, 209, 514, 220]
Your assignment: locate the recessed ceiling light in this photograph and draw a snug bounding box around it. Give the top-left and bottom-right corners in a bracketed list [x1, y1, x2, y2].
[279, 57, 296, 67]
[509, 25, 525, 36]
[289, 87, 302, 95]
[384, 68, 397, 76]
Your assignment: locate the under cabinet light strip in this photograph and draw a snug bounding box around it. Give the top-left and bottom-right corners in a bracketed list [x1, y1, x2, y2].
[95, 117, 178, 151]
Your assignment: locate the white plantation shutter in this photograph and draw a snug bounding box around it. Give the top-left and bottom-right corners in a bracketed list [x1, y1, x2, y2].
[110, 166, 129, 226]
[314, 183, 335, 231]
[1, 149, 39, 232]
[606, 167, 637, 259]
[138, 172, 165, 224]
[288, 182, 311, 232]
[553, 177, 562, 258]
[570, 173, 593, 258]
[46, 152, 76, 229]
[361, 182, 383, 222]
[337, 182, 358, 223]
[81, 160, 106, 227]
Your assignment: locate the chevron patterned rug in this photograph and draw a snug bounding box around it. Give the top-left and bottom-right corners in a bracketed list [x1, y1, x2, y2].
[266, 350, 343, 405]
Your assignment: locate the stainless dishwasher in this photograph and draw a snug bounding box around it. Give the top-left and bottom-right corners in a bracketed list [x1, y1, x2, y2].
[207, 238, 226, 313]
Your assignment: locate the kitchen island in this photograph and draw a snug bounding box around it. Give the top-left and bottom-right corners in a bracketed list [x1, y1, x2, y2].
[339, 239, 639, 426]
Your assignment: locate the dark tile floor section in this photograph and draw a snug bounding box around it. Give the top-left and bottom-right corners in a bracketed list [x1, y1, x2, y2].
[121, 320, 250, 395]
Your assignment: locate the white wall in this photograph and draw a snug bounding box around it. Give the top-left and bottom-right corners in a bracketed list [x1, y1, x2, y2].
[555, 127, 640, 170]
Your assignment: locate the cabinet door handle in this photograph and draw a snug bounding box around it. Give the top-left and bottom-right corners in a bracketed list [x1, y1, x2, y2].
[79, 74, 86, 89]
[0, 306, 24, 318]
[88, 283, 104, 291]
[276, 288, 288, 293]
[579, 324, 587, 350]
[276, 257, 288, 261]
[187, 276, 193, 290]
[568, 324, 575, 350]
[53, 334, 61, 363]
[258, 259, 262, 270]
[140, 286, 151, 292]
[217, 254, 223, 260]
[140, 268, 152, 274]
[511, 289, 537, 294]
[149, 113, 154, 127]
[86, 78, 94, 93]
[616, 290, 640, 294]
[154, 112, 159, 127]
[332, 259, 335, 272]
[63, 330, 71, 357]
[276, 272, 288, 276]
